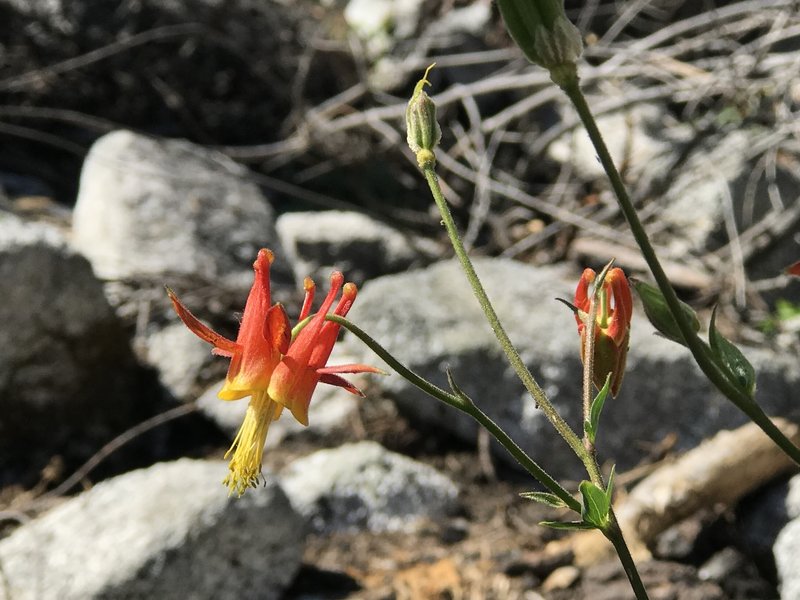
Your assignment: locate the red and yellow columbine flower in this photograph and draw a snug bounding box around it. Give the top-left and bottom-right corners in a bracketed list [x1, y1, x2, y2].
[167, 249, 378, 496]
[574, 267, 632, 397]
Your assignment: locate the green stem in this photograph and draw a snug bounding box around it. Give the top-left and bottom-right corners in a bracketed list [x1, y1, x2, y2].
[328, 314, 581, 513]
[422, 166, 591, 465]
[604, 511, 650, 600]
[556, 69, 800, 467]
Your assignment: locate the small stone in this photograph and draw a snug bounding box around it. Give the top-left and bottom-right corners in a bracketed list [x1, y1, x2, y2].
[276, 210, 430, 286]
[280, 441, 459, 533]
[541, 565, 580, 591]
[698, 547, 747, 582]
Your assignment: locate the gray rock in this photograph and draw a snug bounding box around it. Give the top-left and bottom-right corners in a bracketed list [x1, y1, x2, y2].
[198, 378, 359, 446]
[280, 441, 459, 533]
[777, 518, 800, 600]
[0, 214, 144, 457]
[72, 130, 292, 292]
[0, 459, 304, 600]
[276, 210, 430, 286]
[145, 321, 216, 400]
[342, 258, 800, 478]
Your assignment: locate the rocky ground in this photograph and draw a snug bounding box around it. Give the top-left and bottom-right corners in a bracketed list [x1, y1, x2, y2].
[2, 1, 800, 599]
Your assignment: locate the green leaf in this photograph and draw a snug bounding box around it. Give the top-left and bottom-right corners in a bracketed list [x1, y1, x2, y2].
[579, 480, 610, 529]
[709, 307, 756, 399]
[539, 520, 596, 531]
[585, 373, 612, 445]
[630, 279, 701, 347]
[519, 492, 568, 508]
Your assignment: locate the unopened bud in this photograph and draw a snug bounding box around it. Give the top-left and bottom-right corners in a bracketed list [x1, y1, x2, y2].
[406, 64, 441, 169]
[574, 267, 632, 397]
[533, 16, 583, 72]
[630, 279, 700, 347]
[497, 0, 583, 76]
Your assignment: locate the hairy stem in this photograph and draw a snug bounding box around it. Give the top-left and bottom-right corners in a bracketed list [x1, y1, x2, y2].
[422, 166, 591, 465]
[582, 274, 599, 455]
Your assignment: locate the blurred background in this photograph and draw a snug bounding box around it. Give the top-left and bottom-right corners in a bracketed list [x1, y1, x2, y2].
[1, 1, 800, 598]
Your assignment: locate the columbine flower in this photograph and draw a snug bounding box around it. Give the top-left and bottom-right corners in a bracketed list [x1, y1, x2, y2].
[268, 272, 383, 427]
[574, 267, 632, 397]
[167, 249, 378, 496]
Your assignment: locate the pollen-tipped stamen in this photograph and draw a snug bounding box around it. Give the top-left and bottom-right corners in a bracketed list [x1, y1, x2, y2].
[299, 277, 316, 322]
[223, 391, 279, 497]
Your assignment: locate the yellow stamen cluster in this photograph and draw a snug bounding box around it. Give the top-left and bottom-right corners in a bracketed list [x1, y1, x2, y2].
[223, 391, 280, 496]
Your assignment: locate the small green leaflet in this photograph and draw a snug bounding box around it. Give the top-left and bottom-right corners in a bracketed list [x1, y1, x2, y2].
[541, 468, 616, 531]
[584, 373, 611, 444]
[519, 491, 568, 508]
[579, 480, 610, 529]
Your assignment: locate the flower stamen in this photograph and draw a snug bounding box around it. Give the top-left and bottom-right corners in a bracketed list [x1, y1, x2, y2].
[223, 391, 280, 497]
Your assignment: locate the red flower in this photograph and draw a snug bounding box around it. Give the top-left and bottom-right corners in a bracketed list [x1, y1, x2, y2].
[167, 249, 379, 496]
[574, 267, 632, 397]
[269, 272, 383, 427]
[168, 249, 290, 401]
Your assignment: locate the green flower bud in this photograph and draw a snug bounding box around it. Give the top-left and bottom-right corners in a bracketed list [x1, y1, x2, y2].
[630, 278, 700, 347]
[497, 0, 583, 73]
[406, 64, 441, 169]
